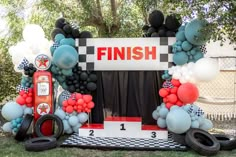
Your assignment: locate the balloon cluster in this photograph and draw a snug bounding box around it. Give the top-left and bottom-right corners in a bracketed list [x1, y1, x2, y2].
[10, 117, 23, 133]
[23, 63, 37, 77]
[65, 65, 97, 93]
[172, 19, 211, 65]
[16, 88, 34, 107]
[55, 109, 89, 134]
[143, 10, 181, 37]
[20, 76, 33, 88]
[152, 103, 213, 134]
[62, 93, 95, 114]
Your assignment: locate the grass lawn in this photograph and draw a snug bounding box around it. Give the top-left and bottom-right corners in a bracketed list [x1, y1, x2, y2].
[0, 136, 236, 157]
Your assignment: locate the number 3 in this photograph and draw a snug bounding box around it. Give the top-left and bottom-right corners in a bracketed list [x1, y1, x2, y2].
[151, 132, 156, 138]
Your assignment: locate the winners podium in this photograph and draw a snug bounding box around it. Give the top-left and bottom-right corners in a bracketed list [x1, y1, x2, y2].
[61, 117, 187, 150]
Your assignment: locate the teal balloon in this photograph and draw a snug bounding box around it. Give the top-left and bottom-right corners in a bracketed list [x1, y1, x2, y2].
[16, 117, 22, 123]
[62, 119, 70, 131]
[176, 31, 186, 41]
[68, 116, 79, 127]
[60, 38, 75, 47]
[55, 109, 66, 120]
[2, 102, 23, 121]
[185, 19, 211, 45]
[157, 118, 167, 128]
[191, 120, 200, 128]
[57, 76, 65, 83]
[173, 52, 188, 65]
[200, 119, 213, 131]
[61, 82, 68, 90]
[50, 46, 55, 56]
[159, 107, 169, 118]
[55, 34, 65, 42]
[166, 109, 191, 134]
[2, 122, 12, 133]
[182, 41, 193, 51]
[53, 45, 78, 69]
[193, 51, 204, 61]
[62, 69, 73, 76]
[152, 110, 159, 120]
[77, 112, 88, 123]
[51, 65, 58, 74]
[72, 123, 82, 133]
[178, 25, 185, 31]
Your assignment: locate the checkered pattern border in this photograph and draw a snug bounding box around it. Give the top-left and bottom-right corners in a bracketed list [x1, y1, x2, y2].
[17, 58, 29, 70]
[76, 37, 175, 71]
[61, 132, 187, 151]
[16, 85, 28, 93]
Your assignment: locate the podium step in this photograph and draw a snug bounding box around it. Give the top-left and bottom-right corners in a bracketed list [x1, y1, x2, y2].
[61, 133, 187, 151]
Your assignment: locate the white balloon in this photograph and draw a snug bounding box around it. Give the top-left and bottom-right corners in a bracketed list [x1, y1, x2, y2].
[193, 58, 220, 82]
[23, 24, 45, 43]
[2, 122, 12, 133]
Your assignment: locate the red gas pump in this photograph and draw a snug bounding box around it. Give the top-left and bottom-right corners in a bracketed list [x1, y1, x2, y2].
[33, 54, 53, 136]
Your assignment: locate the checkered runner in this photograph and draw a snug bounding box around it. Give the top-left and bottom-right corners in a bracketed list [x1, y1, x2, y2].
[61, 133, 187, 151]
[76, 37, 175, 71]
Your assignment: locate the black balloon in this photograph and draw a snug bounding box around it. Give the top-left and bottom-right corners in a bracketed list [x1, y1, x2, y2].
[63, 24, 72, 34]
[72, 29, 80, 38]
[87, 82, 97, 91]
[79, 31, 93, 38]
[148, 10, 164, 28]
[157, 29, 166, 37]
[89, 74, 97, 82]
[151, 32, 159, 37]
[51, 28, 66, 40]
[55, 18, 67, 29]
[68, 85, 76, 93]
[142, 25, 150, 32]
[66, 34, 74, 38]
[165, 14, 181, 31]
[166, 31, 176, 37]
[80, 72, 88, 81]
[147, 27, 156, 35]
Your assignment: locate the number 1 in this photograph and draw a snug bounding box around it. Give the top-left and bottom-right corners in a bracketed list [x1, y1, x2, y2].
[120, 123, 126, 130]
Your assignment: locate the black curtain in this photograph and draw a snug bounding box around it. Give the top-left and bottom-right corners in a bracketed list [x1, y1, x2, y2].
[91, 71, 163, 124]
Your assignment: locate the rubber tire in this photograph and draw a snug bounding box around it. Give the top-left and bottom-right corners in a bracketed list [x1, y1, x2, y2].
[25, 137, 57, 151]
[213, 134, 236, 150]
[15, 114, 33, 141]
[185, 128, 220, 156]
[172, 132, 187, 145]
[34, 114, 63, 139]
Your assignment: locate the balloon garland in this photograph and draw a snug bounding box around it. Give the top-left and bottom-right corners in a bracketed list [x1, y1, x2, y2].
[1, 18, 96, 135]
[148, 10, 220, 134]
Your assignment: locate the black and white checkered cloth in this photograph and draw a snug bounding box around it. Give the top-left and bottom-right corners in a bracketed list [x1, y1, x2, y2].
[196, 108, 204, 117]
[61, 133, 187, 151]
[188, 105, 204, 117]
[17, 58, 29, 70]
[61, 90, 71, 100]
[162, 80, 174, 88]
[200, 45, 207, 54]
[76, 37, 175, 71]
[16, 85, 28, 92]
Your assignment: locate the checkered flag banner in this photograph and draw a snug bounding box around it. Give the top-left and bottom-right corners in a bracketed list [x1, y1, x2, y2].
[187, 105, 194, 114]
[200, 45, 207, 54]
[196, 108, 204, 116]
[52, 41, 60, 49]
[61, 90, 71, 100]
[17, 58, 29, 70]
[187, 105, 204, 116]
[70, 22, 79, 30]
[162, 80, 174, 88]
[16, 85, 29, 93]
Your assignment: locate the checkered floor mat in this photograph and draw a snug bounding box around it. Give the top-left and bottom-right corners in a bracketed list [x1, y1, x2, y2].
[61, 133, 187, 151]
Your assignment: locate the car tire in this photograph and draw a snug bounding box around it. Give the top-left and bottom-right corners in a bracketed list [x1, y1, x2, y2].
[213, 134, 236, 151]
[185, 128, 220, 156]
[15, 114, 33, 141]
[171, 132, 187, 145]
[25, 137, 57, 151]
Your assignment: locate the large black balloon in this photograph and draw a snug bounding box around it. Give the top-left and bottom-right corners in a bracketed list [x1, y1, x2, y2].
[79, 31, 93, 38]
[89, 74, 97, 82]
[151, 32, 159, 37]
[148, 10, 164, 28]
[63, 24, 72, 34]
[87, 82, 97, 91]
[51, 28, 66, 40]
[165, 14, 181, 31]
[80, 72, 88, 81]
[147, 27, 156, 35]
[68, 85, 76, 93]
[55, 18, 67, 29]
[166, 31, 176, 37]
[158, 29, 166, 37]
[72, 29, 80, 38]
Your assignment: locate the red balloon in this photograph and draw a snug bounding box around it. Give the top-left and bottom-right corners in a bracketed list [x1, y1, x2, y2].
[77, 99, 84, 105]
[83, 95, 93, 103]
[23, 94, 28, 98]
[159, 88, 169, 97]
[83, 103, 87, 108]
[62, 100, 68, 107]
[165, 103, 173, 109]
[167, 94, 178, 104]
[77, 105, 82, 109]
[76, 93, 82, 100]
[19, 90, 25, 96]
[87, 102, 95, 108]
[74, 106, 78, 110]
[66, 106, 74, 113]
[68, 98, 76, 106]
[26, 97, 33, 103]
[171, 79, 181, 87]
[177, 83, 199, 104]
[176, 100, 183, 107]
[28, 92, 33, 97]
[170, 87, 178, 94]
[77, 109, 82, 113]
[28, 88, 33, 93]
[16, 96, 25, 105]
[163, 98, 168, 103]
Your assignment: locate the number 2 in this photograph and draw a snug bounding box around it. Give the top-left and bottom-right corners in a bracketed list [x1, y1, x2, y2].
[89, 130, 94, 136]
[151, 132, 156, 138]
[120, 123, 126, 130]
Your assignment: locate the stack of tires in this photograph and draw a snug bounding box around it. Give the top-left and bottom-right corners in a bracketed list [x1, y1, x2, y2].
[172, 128, 236, 156]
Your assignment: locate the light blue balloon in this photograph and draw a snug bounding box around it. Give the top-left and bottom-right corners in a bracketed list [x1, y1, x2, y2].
[77, 112, 88, 123]
[62, 120, 70, 131]
[160, 103, 165, 108]
[61, 69, 73, 76]
[182, 41, 193, 51]
[185, 19, 210, 45]
[191, 120, 200, 128]
[194, 115, 199, 120]
[173, 52, 189, 65]
[198, 117, 205, 126]
[183, 104, 191, 111]
[170, 105, 179, 111]
[200, 119, 213, 131]
[55, 34, 65, 42]
[55, 109, 66, 120]
[53, 45, 78, 69]
[193, 51, 204, 61]
[156, 106, 161, 111]
[166, 109, 191, 134]
[2, 102, 24, 121]
[191, 116, 196, 121]
[176, 31, 186, 41]
[152, 110, 159, 120]
[72, 123, 82, 133]
[159, 107, 169, 118]
[68, 116, 79, 127]
[24, 107, 33, 115]
[157, 118, 167, 128]
[65, 127, 73, 134]
[2, 122, 12, 133]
